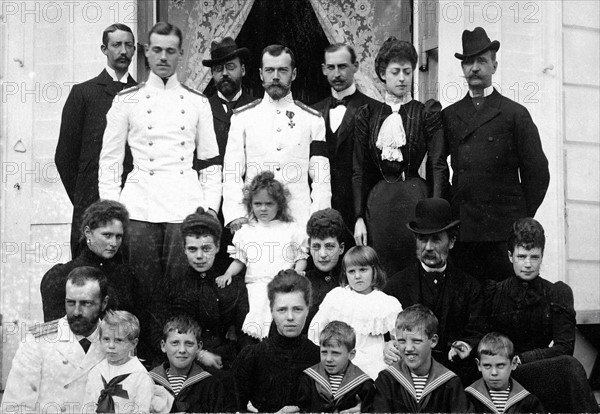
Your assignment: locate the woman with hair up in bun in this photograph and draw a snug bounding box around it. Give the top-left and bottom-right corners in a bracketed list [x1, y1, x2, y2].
[150, 206, 250, 377]
[353, 38, 448, 277]
[41, 199, 139, 322]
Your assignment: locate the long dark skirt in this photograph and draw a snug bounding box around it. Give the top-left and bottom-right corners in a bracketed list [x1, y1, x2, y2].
[366, 177, 428, 278]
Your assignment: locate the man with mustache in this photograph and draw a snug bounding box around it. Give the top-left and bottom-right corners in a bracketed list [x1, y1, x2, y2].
[55, 23, 137, 259]
[223, 44, 331, 232]
[437, 27, 550, 282]
[312, 44, 377, 247]
[383, 198, 485, 386]
[202, 37, 254, 270]
[2, 267, 108, 411]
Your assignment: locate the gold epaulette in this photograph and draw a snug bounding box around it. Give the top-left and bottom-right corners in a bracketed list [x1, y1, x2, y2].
[233, 99, 261, 115]
[117, 83, 144, 96]
[181, 83, 206, 97]
[295, 100, 322, 117]
[27, 319, 60, 338]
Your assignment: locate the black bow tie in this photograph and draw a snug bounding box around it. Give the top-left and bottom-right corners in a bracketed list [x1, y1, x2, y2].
[331, 97, 349, 108]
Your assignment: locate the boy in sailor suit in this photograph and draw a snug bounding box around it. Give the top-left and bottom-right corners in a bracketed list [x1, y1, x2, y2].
[466, 332, 545, 413]
[372, 305, 470, 413]
[297, 321, 374, 412]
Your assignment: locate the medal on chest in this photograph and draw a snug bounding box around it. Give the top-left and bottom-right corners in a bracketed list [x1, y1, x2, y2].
[286, 110, 295, 128]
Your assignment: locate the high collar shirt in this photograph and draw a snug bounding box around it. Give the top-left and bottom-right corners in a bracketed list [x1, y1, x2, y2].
[99, 71, 222, 222]
[329, 83, 357, 132]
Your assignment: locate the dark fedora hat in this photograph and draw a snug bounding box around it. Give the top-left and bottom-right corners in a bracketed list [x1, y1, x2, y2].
[454, 27, 500, 60]
[202, 37, 250, 67]
[406, 198, 460, 235]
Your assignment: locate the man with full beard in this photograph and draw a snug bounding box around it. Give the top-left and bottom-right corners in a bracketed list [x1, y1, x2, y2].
[202, 37, 254, 270]
[2, 267, 108, 411]
[202, 37, 254, 159]
[223, 45, 331, 232]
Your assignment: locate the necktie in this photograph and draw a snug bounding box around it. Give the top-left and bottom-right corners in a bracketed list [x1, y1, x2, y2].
[79, 337, 91, 353]
[96, 374, 131, 413]
[331, 97, 348, 108]
[220, 98, 235, 114]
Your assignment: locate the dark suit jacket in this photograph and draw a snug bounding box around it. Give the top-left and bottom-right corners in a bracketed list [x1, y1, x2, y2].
[208, 90, 254, 158]
[312, 89, 378, 234]
[55, 69, 136, 255]
[440, 89, 550, 241]
[386, 262, 485, 359]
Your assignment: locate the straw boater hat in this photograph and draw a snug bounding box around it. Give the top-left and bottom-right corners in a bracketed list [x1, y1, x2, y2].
[202, 37, 250, 67]
[406, 198, 460, 235]
[454, 27, 500, 60]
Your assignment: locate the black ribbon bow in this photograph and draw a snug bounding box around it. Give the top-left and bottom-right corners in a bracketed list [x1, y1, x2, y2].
[96, 374, 131, 413]
[79, 338, 91, 353]
[331, 97, 349, 108]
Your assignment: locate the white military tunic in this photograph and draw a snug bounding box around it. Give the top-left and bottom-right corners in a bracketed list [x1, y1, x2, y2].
[223, 92, 331, 228]
[1, 318, 104, 413]
[99, 72, 222, 223]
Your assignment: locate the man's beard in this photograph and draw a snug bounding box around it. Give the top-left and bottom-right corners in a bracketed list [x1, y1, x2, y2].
[68, 313, 99, 336]
[217, 77, 241, 96]
[264, 80, 291, 100]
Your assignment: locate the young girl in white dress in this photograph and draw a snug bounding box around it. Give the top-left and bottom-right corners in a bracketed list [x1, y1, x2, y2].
[309, 246, 402, 379]
[216, 171, 308, 340]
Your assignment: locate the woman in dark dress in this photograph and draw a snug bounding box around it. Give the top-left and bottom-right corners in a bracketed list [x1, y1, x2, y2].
[40, 199, 138, 321]
[484, 218, 599, 413]
[304, 208, 345, 335]
[353, 38, 447, 276]
[150, 207, 250, 370]
[233, 270, 320, 413]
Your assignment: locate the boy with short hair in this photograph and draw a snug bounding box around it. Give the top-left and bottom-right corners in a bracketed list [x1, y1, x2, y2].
[84, 310, 157, 413]
[466, 332, 545, 413]
[150, 316, 225, 413]
[372, 304, 470, 413]
[297, 321, 374, 412]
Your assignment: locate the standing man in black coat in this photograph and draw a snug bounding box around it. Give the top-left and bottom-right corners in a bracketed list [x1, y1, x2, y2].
[384, 198, 485, 385]
[55, 23, 137, 258]
[312, 43, 378, 247]
[438, 27, 550, 281]
[201, 37, 254, 271]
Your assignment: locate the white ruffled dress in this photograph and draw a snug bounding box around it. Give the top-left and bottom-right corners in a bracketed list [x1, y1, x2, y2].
[308, 286, 402, 379]
[229, 220, 308, 339]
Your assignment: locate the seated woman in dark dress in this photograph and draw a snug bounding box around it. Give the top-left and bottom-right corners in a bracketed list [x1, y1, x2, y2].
[484, 218, 599, 413]
[150, 207, 250, 369]
[233, 270, 320, 413]
[41, 199, 139, 321]
[304, 208, 345, 336]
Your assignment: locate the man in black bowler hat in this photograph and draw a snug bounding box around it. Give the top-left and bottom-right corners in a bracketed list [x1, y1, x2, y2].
[202, 37, 254, 158]
[437, 27, 550, 282]
[202, 37, 254, 270]
[383, 198, 485, 385]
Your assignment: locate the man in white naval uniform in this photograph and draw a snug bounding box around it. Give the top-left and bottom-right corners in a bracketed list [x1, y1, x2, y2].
[98, 22, 221, 360]
[2, 267, 107, 413]
[223, 45, 331, 232]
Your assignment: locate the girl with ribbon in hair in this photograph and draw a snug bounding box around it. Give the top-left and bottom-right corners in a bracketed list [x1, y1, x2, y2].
[353, 38, 448, 277]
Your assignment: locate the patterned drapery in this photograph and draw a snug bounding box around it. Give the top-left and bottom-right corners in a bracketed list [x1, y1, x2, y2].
[308, 0, 382, 100]
[169, 0, 256, 90]
[308, 0, 410, 101]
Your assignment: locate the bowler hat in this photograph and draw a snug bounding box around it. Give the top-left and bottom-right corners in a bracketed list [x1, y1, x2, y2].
[406, 198, 460, 235]
[202, 37, 250, 67]
[454, 27, 500, 60]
